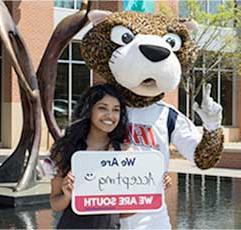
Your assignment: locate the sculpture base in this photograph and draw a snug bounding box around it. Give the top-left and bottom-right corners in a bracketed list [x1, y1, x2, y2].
[0, 178, 50, 207]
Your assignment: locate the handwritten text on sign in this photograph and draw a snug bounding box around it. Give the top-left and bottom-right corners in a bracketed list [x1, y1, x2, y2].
[71, 151, 164, 215]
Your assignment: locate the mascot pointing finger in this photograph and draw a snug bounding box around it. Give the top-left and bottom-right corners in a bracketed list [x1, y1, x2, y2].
[80, 10, 224, 229]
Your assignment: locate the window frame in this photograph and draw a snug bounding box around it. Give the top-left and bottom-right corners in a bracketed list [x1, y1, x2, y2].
[57, 41, 92, 122]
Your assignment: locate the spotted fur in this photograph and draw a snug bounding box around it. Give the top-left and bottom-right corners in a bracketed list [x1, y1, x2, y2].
[194, 128, 224, 169]
[80, 11, 197, 107]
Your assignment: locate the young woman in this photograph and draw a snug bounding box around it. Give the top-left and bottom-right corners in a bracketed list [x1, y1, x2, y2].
[50, 84, 128, 229]
[49, 83, 172, 229]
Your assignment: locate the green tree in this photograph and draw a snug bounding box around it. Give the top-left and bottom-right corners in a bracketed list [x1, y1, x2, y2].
[161, 0, 241, 121]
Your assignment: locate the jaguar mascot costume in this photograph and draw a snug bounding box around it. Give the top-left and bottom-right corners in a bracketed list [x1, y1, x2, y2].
[79, 10, 224, 229]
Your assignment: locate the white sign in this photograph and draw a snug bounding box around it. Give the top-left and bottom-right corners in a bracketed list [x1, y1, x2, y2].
[71, 151, 164, 215]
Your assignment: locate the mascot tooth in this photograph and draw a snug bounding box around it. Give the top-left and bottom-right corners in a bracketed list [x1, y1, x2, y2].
[80, 9, 224, 229]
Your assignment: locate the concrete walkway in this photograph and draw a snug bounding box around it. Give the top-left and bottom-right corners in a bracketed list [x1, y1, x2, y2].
[169, 159, 241, 178]
[223, 142, 241, 152]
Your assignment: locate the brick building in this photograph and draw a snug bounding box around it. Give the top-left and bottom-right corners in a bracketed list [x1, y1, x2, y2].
[0, 0, 240, 150]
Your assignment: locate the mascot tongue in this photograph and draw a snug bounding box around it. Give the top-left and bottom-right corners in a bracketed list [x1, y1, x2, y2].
[142, 78, 156, 86]
[130, 78, 161, 97]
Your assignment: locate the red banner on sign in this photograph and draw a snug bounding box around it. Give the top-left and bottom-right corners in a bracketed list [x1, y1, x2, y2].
[74, 193, 162, 213]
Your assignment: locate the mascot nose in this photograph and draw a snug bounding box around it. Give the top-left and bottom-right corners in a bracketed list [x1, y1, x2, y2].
[139, 45, 170, 62]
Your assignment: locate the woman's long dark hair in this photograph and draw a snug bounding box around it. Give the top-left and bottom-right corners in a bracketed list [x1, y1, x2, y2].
[50, 84, 128, 176]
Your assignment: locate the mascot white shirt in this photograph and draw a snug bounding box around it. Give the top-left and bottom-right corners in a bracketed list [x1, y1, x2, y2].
[120, 101, 202, 229]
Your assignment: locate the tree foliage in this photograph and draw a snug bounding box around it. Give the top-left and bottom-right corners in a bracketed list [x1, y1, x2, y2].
[160, 0, 241, 120]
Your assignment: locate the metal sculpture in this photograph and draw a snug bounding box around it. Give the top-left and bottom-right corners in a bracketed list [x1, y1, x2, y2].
[0, 0, 91, 191]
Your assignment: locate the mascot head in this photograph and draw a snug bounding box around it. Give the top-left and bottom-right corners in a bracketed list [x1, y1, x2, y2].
[80, 10, 197, 107]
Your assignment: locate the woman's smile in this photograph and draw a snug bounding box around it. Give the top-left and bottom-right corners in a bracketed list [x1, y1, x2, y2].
[90, 95, 121, 134]
[101, 119, 115, 125]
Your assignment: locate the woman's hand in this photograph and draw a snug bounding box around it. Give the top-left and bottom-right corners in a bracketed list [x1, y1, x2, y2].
[50, 171, 75, 211]
[163, 172, 172, 190]
[62, 171, 75, 200]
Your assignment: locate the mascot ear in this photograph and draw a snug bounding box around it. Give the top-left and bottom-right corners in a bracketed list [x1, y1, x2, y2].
[180, 18, 198, 31]
[88, 10, 113, 26]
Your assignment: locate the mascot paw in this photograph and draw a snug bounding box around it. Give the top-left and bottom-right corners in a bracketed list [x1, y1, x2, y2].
[193, 83, 222, 131]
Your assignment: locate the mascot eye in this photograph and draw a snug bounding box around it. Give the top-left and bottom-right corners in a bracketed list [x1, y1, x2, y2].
[122, 33, 134, 44]
[111, 25, 135, 46]
[163, 33, 182, 52]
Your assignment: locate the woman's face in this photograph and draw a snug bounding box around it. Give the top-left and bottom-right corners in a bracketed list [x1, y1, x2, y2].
[90, 94, 121, 134]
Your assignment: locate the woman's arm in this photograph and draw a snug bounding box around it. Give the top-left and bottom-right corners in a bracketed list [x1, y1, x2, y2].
[50, 171, 74, 212]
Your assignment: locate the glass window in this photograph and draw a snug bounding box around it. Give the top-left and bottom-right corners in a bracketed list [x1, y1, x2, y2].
[72, 64, 90, 102]
[220, 72, 233, 125]
[220, 56, 234, 70]
[198, 0, 208, 12]
[179, 0, 208, 17]
[207, 73, 218, 102]
[178, 85, 187, 116]
[55, 42, 91, 128]
[208, 0, 222, 14]
[54, 63, 69, 128]
[59, 47, 69, 60]
[72, 42, 83, 61]
[179, 53, 235, 126]
[54, 0, 82, 10]
[76, 0, 82, 9]
[193, 71, 203, 126]
[195, 54, 204, 68]
[179, 71, 203, 125]
[55, 63, 68, 102]
[54, 0, 74, 9]
[204, 52, 219, 71]
[179, 0, 188, 17]
[179, 0, 229, 17]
